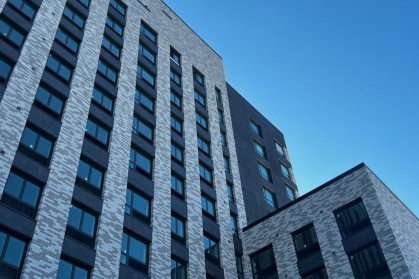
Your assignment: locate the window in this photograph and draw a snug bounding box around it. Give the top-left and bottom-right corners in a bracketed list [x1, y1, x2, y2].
[254, 141, 266, 158]
[199, 163, 212, 184]
[120, 232, 148, 273]
[275, 142, 284, 156]
[63, 6, 85, 29]
[85, 118, 109, 147]
[66, 204, 96, 246]
[140, 22, 157, 43]
[138, 43, 155, 64]
[76, 160, 103, 190]
[348, 242, 390, 279]
[34, 86, 64, 118]
[203, 235, 219, 261]
[218, 110, 224, 124]
[193, 68, 204, 86]
[292, 224, 320, 260]
[102, 36, 120, 58]
[92, 87, 113, 113]
[226, 184, 234, 203]
[220, 131, 227, 146]
[56, 259, 89, 279]
[56, 28, 79, 53]
[170, 47, 181, 65]
[171, 115, 182, 134]
[224, 157, 230, 173]
[236, 255, 244, 279]
[19, 126, 53, 164]
[250, 245, 277, 279]
[215, 88, 221, 102]
[263, 188, 276, 208]
[171, 214, 185, 242]
[286, 185, 296, 200]
[2, 172, 41, 217]
[171, 143, 183, 163]
[171, 258, 186, 279]
[135, 89, 154, 112]
[302, 267, 328, 279]
[8, 0, 36, 20]
[334, 199, 372, 239]
[170, 70, 181, 86]
[0, 230, 26, 270]
[132, 116, 153, 141]
[258, 163, 271, 182]
[170, 91, 181, 108]
[129, 147, 152, 176]
[250, 120, 262, 137]
[0, 18, 25, 48]
[77, 0, 89, 7]
[106, 16, 123, 36]
[195, 112, 207, 129]
[110, 0, 126, 15]
[97, 60, 117, 83]
[201, 195, 215, 217]
[230, 214, 238, 236]
[0, 58, 12, 83]
[125, 188, 150, 224]
[194, 90, 205, 106]
[137, 64, 155, 87]
[197, 136, 210, 155]
[46, 55, 72, 82]
[281, 163, 290, 179]
[171, 174, 184, 196]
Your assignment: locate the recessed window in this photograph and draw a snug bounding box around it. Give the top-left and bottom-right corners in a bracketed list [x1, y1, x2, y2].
[286, 185, 296, 201]
[129, 147, 152, 176]
[195, 112, 208, 130]
[0, 58, 12, 84]
[76, 160, 103, 190]
[292, 224, 320, 261]
[85, 118, 109, 148]
[203, 235, 219, 262]
[170, 115, 182, 134]
[302, 266, 328, 279]
[197, 136, 210, 155]
[199, 163, 212, 184]
[106, 16, 123, 36]
[97, 60, 117, 83]
[8, 0, 36, 20]
[137, 64, 155, 87]
[218, 110, 224, 124]
[0, 230, 26, 270]
[334, 199, 372, 239]
[275, 142, 284, 156]
[170, 70, 181, 86]
[19, 126, 54, 164]
[263, 187, 276, 208]
[230, 214, 238, 236]
[171, 214, 185, 243]
[57, 258, 89, 279]
[281, 163, 290, 179]
[236, 255, 244, 279]
[193, 68, 204, 86]
[56, 28, 79, 54]
[0, 18, 25, 49]
[102, 36, 120, 58]
[348, 242, 390, 279]
[201, 195, 215, 217]
[77, 0, 89, 8]
[194, 90, 206, 107]
[215, 88, 221, 102]
[66, 204, 97, 247]
[125, 188, 150, 224]
[254, 141, 266, 158]
[258, 163, 271, 182]
[250, 245, 278, 279]
[132, 116, 153, 142]
[171, 174, 184, 197]
[170, 91, 182, 108]
[139, 43, 156, 64]
[63, 6, 85, 29]
[170, 47, 181, 65]
[46, 55, 72, 82]
[140, 22, 157, 43]
[92, 87, 113, 113]
[226, 183, 234, 203]
[135, 89, 154, 112]
[220, 131, 227, 146]
[171, 258, 186, 279]
[224, 156, 230, 173]
[250, 120, 262, 137]
[110, 0, 126, 15]
[171, 143, 183, 164]
[34, 85, 64, 118]
[120, 232, 148, 274]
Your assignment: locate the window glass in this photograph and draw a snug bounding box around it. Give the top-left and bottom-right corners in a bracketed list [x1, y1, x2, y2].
[275, 142, 284, 156]
[193, 69, 204, 85]
[171, 258, 186, 279]
[171, 215, 184, 238]
[224, 157, 230, 173]
[218, 110, 224, 124]
[171, 143, 183, 163]
[281, 163, 290, 178]
[35, 86, 64, 117]
[220, 131, 227, 146]
[135, 90, 154, 112]
[102, 36, 120, 58]
[0, 18, 25, 48]
[302, 267, 328, 279]
[128, 235, 147, 264]
[85, 119, 109, 146]
[258, 163, 271, 182]
[215, 88, 221, 101]
[92, 87, 113, 113]
[57, 259, 88, 279]
[170, 91, 181, 108]
[110, 0, 126, 15]
[0, 58, 12, 83]
[76, 160, 103, 189]
[9, 0, 36, 20]
[130, 148, 152, 175]
[3, 235, 25, 267]
[106, 16, 123, 35]
[77, 0, 89, 7]
[349, 242, 390, 279]
[140, 23, 157, 43]
[286, 185, 295, 200]
[137, 65, 155, 87]
[335, 200, 371, 239]
[139, 44, 156, 64]
[201, 195, 214, 216]
[132, 116, 153, 141]
[263, 188, 276, 208]
[236, 255, 244, 279]
[203, 235, 219, 259]
[171, 116, 182, 134]
[97, 60, 117, 83]
[230, 214, 238, 235]
[197, 136, 210, 154]
[170, 70, 181, 86]
[251, 246, 277, 278]
[196, 112, 207, 129]
[171, 174, 184, 196]
[56, 28, 79, 53]
[170, 47, 181, 65]
[125, 188, 150, 218]
[199, 163, 212, 184]
[250, 120, 262, 136]
[254, 141, 266, 158]
[194, 90, 205, 106]
[63, 6, 85, 29]
[227, 184, 234, 203]
[20, 127, 53, 159]
[46, 55, 72, 82]
[293, 225, 319, 260]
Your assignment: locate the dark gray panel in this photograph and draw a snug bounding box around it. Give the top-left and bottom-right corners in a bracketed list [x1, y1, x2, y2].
[205, 259, 224, 279]
[297, 251, 324, 276]
[170, 129, 185, 148]
[27, 105, 61, 138]
[225, 172, 234, 184]
[229, 202, 238, 215]
[233, 236, 243, 255]
[139, 33, 158, 53]
[89, 103, 114, 129]
[170, 103, 184, 121]
[222, 146, 230, 157]
[170, 59, 182, 75]
[12, 151, 49, 184]
[134, 105, 156, 127]
[1, 6, 31, 33]
[95, 73, 118, 98]
[193, 79, 206, 95]
[201, 181, 216, 201]
[342, 226, 377, 254]
[119, 264, 150, 279]
[0, 204, 36, 239]
[171, 161, 186, 179]
[81, 139, 109, 169]
[72, 185, 103, 214]
[195, 103, 208, 119]
[67, 0, 89, 18]
[127, 169, 154, 198]
[62, 236, 96, 267]
[104, 26, 124, 47]
[131, 134, 155, 158]
[59, 17, 84, 41]
[198, 151, 213, 170]
[202, 215, 220, 240]
[41, 71, 71, 99]
[170, 80, 183, 96]
[171, 195, 187, 219]
[136, 77, 156, 98]
[138, 55, 157, 76]
[0, 39, 19, 63]
[99, 48, 121, 71]
[108, 5, 126, 26]
[197, 125, 211, 142]
[171, 239, 189, 262]
[50, 41, 77, 68]
[123, 213, 153, 242]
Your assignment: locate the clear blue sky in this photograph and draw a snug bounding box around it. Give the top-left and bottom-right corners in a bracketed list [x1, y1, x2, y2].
[164, 0, 419, 216]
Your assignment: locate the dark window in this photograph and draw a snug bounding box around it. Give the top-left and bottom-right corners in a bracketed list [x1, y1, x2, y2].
[102, 36, 120, 58]
[201, 195, 215, 217]
[215, 88, 221, 102]
[63, 6, 85, 29]
[125, 188, 150, 224]
[171, 174, 184, 197]
[8, 0, 36, 20]
[77, 0, 89, 8]
[251, 245, 277, 279]
[171, 214, 185, 243]
[334, 199, 372, 239]
[199, 163, 212, 184]
[263, 188, 276, 208]
[19, 126, 53, 164]
[292, 224, 320, 261]
[170, 91, 181, 108]
[120, 232, 148, 274]
[171, 143, 183, 164]
[195, 112, 207, 129]
[224, 157, 230, 173]
[46, 55, 72, 82]
[258, 163, 271, 182]
[170, 70, 181, 86]
[0, 58, 12, 83]
[66, 204, 96, 247]
[132, 116, 153, 141]
[250, 120, 262, 137]
[140, 22, 157, 43]
[302, 267, 328, 279]
[76, 160, 103, 190]
[171, 258, 186, 279]
[109, 0, 126, 15]
[92, 87, 113, 113]
[236, 255, 244, 279]
[97, 60, 117, 83]
[275, 142, 284, 156]
[0, 230, 26, 272]
[348, 242, 390, 279]
[129, 147, 152, 176]
[106, 16, 123, 36]
[193, 68, 204, 86]
[197, 136, 210, 155]
[203, 235, 219, 262]
[56, 259, 89, 279]
[218, 110, 224, 124]
[34, 86, 64, 118]
[137, 64, 155, 87]
[135, 89, 154, 112]
[230, 214, 238, 236]
[254, 141, 266, 158]
[281, 163, 290, 179]
[85, 118, 109, 148]
[0, 18, 25, 48]
[170, 115, 182, 134]
[194, 90, 205, 106]
[286, 185, 296, 200]
[170, 47, 181, 65]
[227, 183, 234, 203]
[139, 43, 155, 64]
[56, 28, 79, 54]
[220, 131, 227, 146]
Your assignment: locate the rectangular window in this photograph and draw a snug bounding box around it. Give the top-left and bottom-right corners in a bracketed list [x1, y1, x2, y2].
[275, 142, 284, 156]
[281, 163, 290, 179]
[197, 136, 210, 155]
[57, 259, 89, 279]
[56, 28, 79, 54]
[92, 87, 113, 113]
[250, 245, 278, 279]
[66, 204, 96, 247]
[349, 242, 390, 279]
[171, 258, 186, 279]
[230, 214, 238, 236]
[171, 174, 184, 197]
[171, 143, 183, 164]
[334, 199, 372, 239]
[203, 235, 219, 262]
[302, 267, 328, 279]
[215, 88, 221, 102]
[171, 214, 185, 243]
[63, 6, 85, 29]
[263, 188, 276, 208]
[102, 36, 120, 58]
[140, 22, 157, 43]
[125, 188, 150, 224]
[76, 159, 103, 191]
[135, 89, 154, 112]
[195, 112, 208, 130]
[194, 90, 206, 106]
[0, 230, 26, 270]
[0, 58, 12, 83]
[132, 116, 153, 141]
[236, 255, 244, 279]
[170, 47, 181, 65]
[250, 120, 262, 137]
[8, 0, 36, 20]
[170, 70, 181, 86]
[286, 185, 296, 201]
[97, 60, 117, 83]
[220, 131, 227, 146]
[85, 118, 109, 148]
[170, 91, 182, 108]
[258, 163, 271, 182]
[201, 195, 215, 217]
[170, 115, 182, 134]
[19, 126, 53, 165]
[139, 43, 156, 64]
[218, 110, 224, 124]
[254, 141, 266, 158]
[193, 68, 204, 86]
[129, 148, 152, 176]
[137, 64, 155, 87]
[120, 232, 148, 274]
[199, 163, 212, 184]
[292, 224, 320, 261]
[224, 157, 230, 173]
[227, 184, 234, 203]
[0, 18, 25, 49]
[106, 16, 123, 36]
[46, 55, 72, 82]
[34, 85, 64, 118]
[110, 0, 126, 15]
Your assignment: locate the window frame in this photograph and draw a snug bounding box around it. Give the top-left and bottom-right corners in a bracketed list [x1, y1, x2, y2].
[57, 258, 89, 279]
[250, 120, 262, 137]
[170, 90, 182, 108]
[334, 198, 372, 239]
[250, 245, 278, 279]
[8, 0, 36, 21]
[263, 187, 277, 208]
[125, 187, 151, 224]
[292, 223, 320, 261]
[85, 118, 110, 149]
[170, 47, 181, 65]
[18, 126, 54, 165]
[171, 257, 187, 279]
[171, 142, 183, 164]
[140, 21, 157, 43]
[138, 43, 156, 64]
[203, 234, 220, 264]
[129, 147, 152, 177]
[199, 163, 213, 185]
[197, 136, 210, 155]
[137, 64, 155, 88]
[92, 87, 114, 114]
[56, 27, 80, 54]
[201, 195, 215, 217]
[106, 15, 123, 36]
[63, 5, 85, 29]
[135, 89, 154, 113]
[258, 162, 272, 182]
[132, 115, 153, 142]
[109, 0, 126, 16]
[194, 90, 206, 107]
[102, 35, 121, 58]
[171, 214, 186, 244]
[120, 232, 149, 274]
[0, 230, 27, 270]
[0, 18, 25, 49]
[170, 70, 181, 86]
[46, 54, 73, 83]
[171, 173, 184, 198]
[170, 115, 182, 134]
[195, 112, 208, 130]
[254, 141, 266, 158]
[193, 68, 205, 86]
[97, 59, 118, 84]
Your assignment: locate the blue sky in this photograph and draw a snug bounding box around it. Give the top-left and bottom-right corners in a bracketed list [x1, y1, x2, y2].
[164, 0, 419, 216]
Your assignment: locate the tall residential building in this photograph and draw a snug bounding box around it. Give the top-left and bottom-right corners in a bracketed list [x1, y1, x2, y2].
[0, 1, 417, 279]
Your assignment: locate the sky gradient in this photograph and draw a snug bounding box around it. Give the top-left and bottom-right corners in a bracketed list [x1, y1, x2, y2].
[164, 0, 419, 216]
